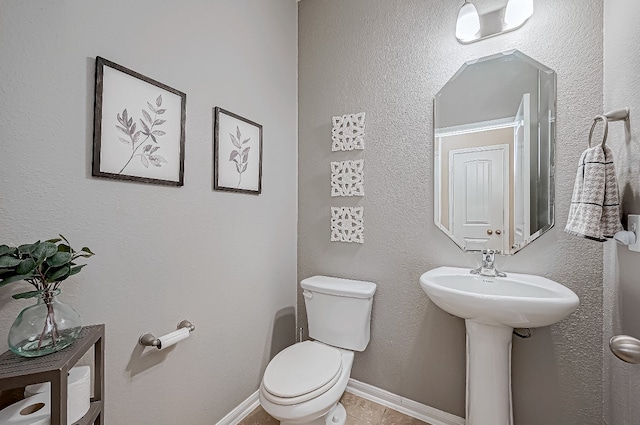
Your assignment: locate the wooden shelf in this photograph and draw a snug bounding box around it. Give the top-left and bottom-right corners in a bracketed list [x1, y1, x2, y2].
[0, 324, 105, 425]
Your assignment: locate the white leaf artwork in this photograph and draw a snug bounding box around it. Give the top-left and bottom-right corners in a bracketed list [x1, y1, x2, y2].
[331, 112, 365, 151]
[331, 160, 364, 197]
[331, 207, 364, 244]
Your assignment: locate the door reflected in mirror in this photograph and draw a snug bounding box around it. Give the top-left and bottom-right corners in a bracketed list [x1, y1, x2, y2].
[434, 50, 556, 254]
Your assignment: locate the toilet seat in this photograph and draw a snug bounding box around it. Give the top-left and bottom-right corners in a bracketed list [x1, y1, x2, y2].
[262, 341, 343, 406]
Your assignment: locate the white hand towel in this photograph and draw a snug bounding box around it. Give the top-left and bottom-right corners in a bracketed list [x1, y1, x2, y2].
[565, 144, 623, 241]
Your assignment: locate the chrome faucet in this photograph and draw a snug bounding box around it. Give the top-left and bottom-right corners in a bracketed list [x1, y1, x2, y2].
[470, 249, 506, 278]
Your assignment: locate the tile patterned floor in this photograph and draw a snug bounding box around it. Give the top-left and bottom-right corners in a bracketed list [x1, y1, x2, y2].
[238, 392, 431, 425]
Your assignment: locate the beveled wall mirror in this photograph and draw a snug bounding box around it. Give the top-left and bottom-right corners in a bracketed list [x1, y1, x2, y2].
[434, 50, 556, 254]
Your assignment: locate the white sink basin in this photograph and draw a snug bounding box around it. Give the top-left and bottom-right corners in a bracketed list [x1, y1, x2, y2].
[419, 266, 580, 328]
[419, 266, 580, 425]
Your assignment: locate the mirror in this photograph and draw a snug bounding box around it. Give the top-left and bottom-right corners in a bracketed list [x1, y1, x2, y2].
[434, 50, 556, 254]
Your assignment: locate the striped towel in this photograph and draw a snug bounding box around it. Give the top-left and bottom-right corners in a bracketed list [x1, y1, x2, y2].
[565, 144, 623, 241]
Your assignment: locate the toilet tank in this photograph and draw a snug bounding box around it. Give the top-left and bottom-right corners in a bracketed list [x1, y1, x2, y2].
[301, 276, 376, 352]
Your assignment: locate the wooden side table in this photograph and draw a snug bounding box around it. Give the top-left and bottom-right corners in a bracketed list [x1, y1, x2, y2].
[0, 324, 105, 425]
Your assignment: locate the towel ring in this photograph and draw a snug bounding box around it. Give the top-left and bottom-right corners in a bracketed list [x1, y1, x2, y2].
[589, 115, 609, 147]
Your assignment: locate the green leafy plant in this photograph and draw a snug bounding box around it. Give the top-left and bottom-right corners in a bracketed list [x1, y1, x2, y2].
[0, 235, 94, 299]
[0, 236, 94, 354]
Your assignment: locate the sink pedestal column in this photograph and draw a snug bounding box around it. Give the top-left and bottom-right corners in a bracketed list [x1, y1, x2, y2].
[465, 320, 514, 425]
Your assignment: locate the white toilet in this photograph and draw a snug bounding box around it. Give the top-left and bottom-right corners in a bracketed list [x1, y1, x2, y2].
[259, 275, 377, 425]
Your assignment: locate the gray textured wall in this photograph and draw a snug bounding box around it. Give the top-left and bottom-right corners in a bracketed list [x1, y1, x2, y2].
[603, 1, 640, 424]
[0, 1, 297, 423]
[298, 1, 604, 423]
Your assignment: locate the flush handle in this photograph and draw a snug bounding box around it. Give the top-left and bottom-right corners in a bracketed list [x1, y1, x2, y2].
[303, 290, 313, 299]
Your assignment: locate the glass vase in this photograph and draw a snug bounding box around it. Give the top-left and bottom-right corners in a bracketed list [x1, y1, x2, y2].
[8, 289, 82, 357]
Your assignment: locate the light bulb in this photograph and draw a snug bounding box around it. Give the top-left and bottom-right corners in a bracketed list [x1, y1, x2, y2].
[504, 0, 533, 29]
[456, 1, 480, 41]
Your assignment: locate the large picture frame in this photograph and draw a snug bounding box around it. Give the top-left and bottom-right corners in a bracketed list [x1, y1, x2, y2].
[92, 56, 186, 186]
[213, 107, 263, 195]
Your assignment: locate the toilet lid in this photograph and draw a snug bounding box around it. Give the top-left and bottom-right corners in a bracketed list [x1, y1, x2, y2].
[263, 341, 342, 399]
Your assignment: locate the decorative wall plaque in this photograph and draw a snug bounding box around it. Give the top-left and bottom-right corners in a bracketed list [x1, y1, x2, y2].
[331, 159, 364, 197]
[331, 112, 365, 151]
[331, 207, 364, 244]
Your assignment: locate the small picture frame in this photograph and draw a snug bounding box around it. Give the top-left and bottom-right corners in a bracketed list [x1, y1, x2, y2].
[92, 56, 186, 186]
[213, 107, 263, 195]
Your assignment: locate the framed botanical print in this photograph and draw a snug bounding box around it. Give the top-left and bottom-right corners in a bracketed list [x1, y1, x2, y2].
[213, 107, 263, 195]
[92, 56, 186, 186]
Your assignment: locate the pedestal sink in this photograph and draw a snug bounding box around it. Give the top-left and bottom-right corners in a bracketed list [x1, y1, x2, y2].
[419, 266, 579, 425]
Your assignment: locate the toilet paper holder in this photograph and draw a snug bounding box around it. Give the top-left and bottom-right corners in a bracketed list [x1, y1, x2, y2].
[139, 320, 195, 349]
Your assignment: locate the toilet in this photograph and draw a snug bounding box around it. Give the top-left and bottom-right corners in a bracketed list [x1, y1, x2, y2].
[259, 275, 377, 425]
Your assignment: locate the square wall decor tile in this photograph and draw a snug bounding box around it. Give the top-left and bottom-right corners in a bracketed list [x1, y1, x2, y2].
[332, 112, 365, 151]
[331, 206, 364, 243]
[331, 159, 365, 197]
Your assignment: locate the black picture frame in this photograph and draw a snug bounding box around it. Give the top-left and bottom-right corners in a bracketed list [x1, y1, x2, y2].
[92, 56, 186, 186]
[213, 107, 263, 195]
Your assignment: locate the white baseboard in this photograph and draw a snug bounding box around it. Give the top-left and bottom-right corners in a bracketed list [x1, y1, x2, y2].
[217, 380, 465, 425]
[346, 379, 465, 425]
[215, 390, 260, 425]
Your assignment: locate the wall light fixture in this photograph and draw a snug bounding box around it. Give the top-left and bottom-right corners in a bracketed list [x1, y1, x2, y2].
[455, 0, 534, 44]
[455, 1, 481, 42]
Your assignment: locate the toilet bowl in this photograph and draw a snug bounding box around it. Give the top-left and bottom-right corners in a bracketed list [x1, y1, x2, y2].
[259, 341, 354, 425]
[259, 276, 377, 425]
